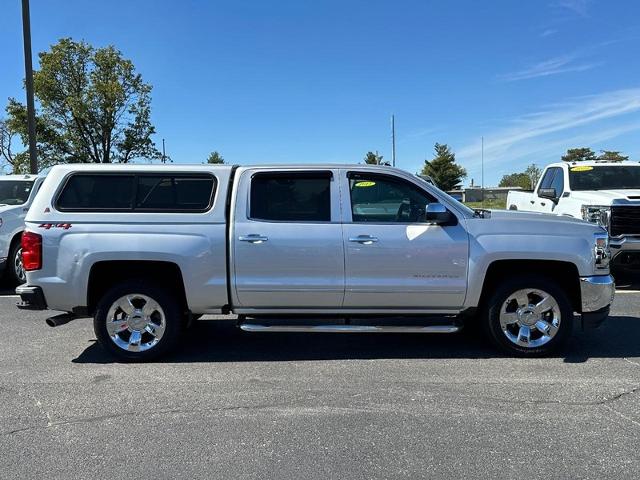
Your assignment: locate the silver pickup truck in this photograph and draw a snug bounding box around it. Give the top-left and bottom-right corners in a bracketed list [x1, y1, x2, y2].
[17, 164, 614, 360]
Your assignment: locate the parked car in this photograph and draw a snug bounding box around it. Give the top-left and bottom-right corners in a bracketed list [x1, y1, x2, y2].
[507, 161, 640, 271]
[0, 174, 45, 285]
[17, 164, 614, 360]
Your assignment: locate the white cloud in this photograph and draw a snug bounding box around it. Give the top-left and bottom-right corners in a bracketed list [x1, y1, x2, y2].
[498, 54, 601, 82]
[554, 0, 591, 17]
[457, 88, 640, 171]
[539, 28, 558, 38]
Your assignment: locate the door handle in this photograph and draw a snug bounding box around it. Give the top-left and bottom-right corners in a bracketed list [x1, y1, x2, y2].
[529, 200, 535, 204]
[238, 234, 268, 243]
[349, 235, 379, 244]
[540, 202, 546, 207]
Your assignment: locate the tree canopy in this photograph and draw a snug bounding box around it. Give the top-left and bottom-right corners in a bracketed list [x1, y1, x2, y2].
[598, 150, 628, 162]
[498, 172, 531, 189]
[561, 147, 598, 162]
[420, 143, 466, 191]
[363, 151, 383, 165]
[524, 164, 542, 189]
[4, 38, 160, 172]
[561, 147, 629, 163]
[206, 151, 225, 164]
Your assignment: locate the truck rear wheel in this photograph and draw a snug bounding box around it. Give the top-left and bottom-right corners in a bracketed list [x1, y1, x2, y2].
[5, 241, 26, 286]
[93, 280, 182, 361]
[483, 275, 573, 356]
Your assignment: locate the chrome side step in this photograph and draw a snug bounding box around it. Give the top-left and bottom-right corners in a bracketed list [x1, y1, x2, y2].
[239, 324, 461, 334]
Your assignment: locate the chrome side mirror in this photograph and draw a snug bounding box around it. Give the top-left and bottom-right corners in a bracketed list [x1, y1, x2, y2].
[425, 203, 452, 224]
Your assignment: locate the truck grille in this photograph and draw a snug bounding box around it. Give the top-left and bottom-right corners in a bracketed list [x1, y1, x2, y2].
[610, 206, 640, 237]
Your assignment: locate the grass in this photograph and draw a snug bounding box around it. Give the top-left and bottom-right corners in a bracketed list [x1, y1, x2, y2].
[464, 198, 507, 210]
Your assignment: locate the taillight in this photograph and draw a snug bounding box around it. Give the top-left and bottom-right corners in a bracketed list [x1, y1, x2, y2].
[21, 231, 42, 271]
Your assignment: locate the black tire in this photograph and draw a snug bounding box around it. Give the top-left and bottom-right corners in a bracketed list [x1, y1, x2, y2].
[482, 274, 573, 356]
[5, 240, 26, 286]
[93, 280, 182, 362]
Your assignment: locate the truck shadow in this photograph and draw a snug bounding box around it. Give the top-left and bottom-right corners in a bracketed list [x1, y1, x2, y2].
[72, 314, 640, 364]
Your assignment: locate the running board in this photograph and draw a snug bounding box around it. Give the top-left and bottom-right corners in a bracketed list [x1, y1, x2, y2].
[239, 324, 461, 334]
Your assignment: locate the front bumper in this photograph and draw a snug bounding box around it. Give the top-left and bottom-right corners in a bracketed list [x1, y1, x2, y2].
[580, 274, 615, 314]
[16, 285, 47, 310]
[0, 257, 6, 274]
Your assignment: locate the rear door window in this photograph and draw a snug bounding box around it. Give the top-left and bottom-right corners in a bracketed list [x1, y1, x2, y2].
[250, 172, 332, 222]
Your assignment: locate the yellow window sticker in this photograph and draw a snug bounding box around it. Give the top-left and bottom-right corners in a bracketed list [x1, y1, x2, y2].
[570, 166, 593, 172]
[355, 181, 376, 187]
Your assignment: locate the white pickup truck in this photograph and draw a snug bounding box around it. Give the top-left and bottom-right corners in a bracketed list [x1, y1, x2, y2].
[507, 161, 640, 271]
[17, 164, 614, 360]
[0, 174, 45, 285]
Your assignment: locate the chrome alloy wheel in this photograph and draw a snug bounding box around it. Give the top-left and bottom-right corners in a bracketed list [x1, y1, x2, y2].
[499, 288, 561, 348]
[14, 247, 25, 283]
[105, 294, 166, 352]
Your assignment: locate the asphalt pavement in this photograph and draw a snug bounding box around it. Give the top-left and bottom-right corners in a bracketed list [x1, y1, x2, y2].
[0, 281, 639, 479]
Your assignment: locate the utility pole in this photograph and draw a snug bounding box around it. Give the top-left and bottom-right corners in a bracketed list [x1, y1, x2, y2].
[391, 114, 396, 167]
[162, 138, 166, 163]
[21, 0, 38, 174]
[481, 136, 485, 207]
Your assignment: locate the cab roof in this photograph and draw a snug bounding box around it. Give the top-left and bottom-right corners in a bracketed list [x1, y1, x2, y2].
[549, 160, 640, 169]
[0, 174, 39, 181]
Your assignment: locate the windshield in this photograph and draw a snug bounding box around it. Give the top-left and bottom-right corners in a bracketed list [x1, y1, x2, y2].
[569, 165, 640, 191]
[0, 180, 34, 205]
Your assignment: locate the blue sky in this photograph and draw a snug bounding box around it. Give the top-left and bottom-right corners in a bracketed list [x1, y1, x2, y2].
[2, 0, 640, 185]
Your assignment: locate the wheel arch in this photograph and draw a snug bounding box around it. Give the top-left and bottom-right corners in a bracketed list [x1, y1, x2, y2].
[87, 260, 188, 316]
[478, 259, 581, 313]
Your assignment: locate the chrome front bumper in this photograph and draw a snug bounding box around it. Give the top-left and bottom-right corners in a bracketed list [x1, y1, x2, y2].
[580, 275, 615, 313]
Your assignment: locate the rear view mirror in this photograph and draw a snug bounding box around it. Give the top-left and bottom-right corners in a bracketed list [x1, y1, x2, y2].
[538, 188, 558, 201]
[425, 203, 452, 224]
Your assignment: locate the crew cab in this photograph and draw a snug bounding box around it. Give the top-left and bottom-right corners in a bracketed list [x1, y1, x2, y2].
[0, 174, 45, 285]
[507, 161, 640, 271]
[17, 164, 614, 360]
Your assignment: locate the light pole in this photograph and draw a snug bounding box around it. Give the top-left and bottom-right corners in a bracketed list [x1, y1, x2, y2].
[481, 136, 485, 207]
[21, 0, 38, 174]
[391, 115, 396, 167]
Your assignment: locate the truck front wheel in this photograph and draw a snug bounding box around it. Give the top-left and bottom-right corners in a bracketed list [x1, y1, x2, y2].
[93, 281, 182, 361]
[483, 275, 573, 356]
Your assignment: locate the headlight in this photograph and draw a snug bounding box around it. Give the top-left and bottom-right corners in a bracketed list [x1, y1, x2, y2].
[581, 205, 611, 229]
[593, 233, 610, 270]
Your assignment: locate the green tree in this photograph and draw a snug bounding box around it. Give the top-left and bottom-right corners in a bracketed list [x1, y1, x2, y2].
[0, 118, 19, 173]
[420, 143, 466, 191]
[598, 150, 628, 162]
[499, 172, 531, 189]
[561, 147, 597, 162]
[525, 163, 542, 189]
[363, 151, 383, 165]
[206, 151, 225, 164]
[5, 38, 160, 171]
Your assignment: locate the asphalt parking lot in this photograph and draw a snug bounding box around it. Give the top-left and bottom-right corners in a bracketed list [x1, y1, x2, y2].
[1, 279, 639, 480]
